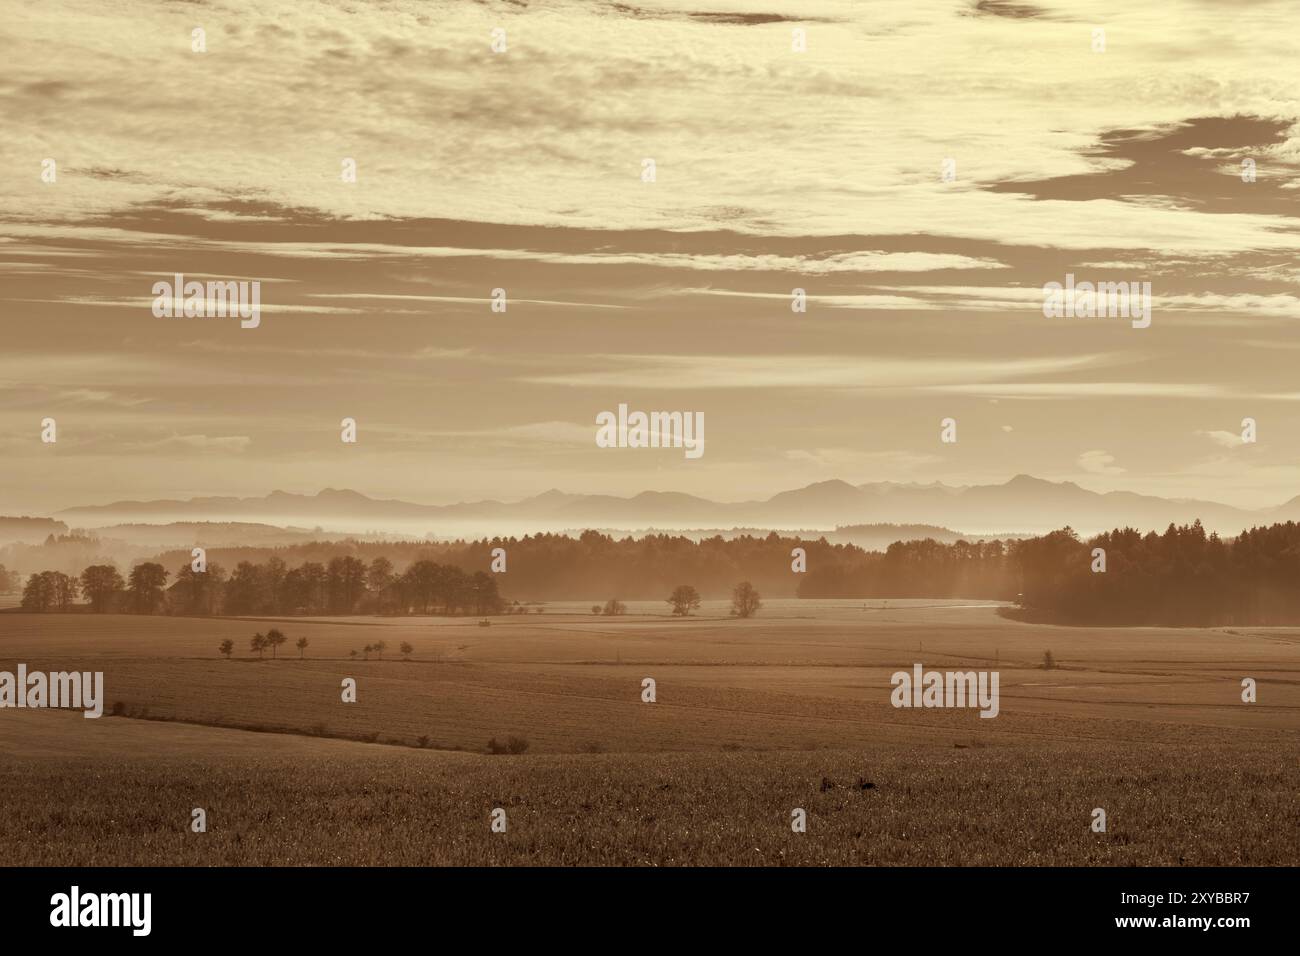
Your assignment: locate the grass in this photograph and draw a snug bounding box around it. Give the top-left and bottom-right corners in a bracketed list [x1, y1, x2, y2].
[0, 601, 1296, 865]
[1, 733, 1293, 865]
[1, 605, 1294, 754]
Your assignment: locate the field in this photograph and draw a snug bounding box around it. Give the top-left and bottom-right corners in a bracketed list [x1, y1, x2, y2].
[1, 600, 1297, 865]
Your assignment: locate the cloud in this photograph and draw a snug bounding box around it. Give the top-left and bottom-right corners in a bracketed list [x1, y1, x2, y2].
[927, 382, 1229, 399]
[781, 448, 942, 471]
[1077, 449, 1125, 475]
[3, 0, 1299, 259]
[523, 352, 1111, 389]
[369, 421, 595, 447]
[135, 434, 253, 452]
[1197, 429, 1245, 448]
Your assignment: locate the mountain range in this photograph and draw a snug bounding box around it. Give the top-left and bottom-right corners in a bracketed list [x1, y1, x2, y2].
[48, 475, 1300, 538]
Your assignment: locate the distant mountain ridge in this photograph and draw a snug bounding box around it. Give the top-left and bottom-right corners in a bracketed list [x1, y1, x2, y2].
[49, 475, 1295, 537]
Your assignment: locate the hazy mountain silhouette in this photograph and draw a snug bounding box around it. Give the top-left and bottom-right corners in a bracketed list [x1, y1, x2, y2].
[49, 475, 1284, 537]
[0, 516, 69, 544]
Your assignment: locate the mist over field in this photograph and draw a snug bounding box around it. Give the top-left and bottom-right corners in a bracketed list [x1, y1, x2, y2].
[4, 0, 1300, 878]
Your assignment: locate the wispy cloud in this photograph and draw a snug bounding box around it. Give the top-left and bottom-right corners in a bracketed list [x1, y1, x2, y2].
[1077, 449, 1125, 476]
[523, 352, 1113, 389]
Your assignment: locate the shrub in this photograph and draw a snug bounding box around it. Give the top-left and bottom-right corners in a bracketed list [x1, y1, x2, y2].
[730, 581, 762, 618]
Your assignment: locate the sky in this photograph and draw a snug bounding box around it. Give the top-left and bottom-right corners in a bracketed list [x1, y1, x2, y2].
[2, 0, 1299, 515]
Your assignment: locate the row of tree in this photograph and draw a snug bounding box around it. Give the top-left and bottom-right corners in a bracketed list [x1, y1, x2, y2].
[801, 519, 1300, 626]
[20, 557, 503, 617]
[598, 582, 759, 618]
[5, 531, 1031, 603]
[1014, 521, 1300, 625]
[796, 537, 1017, 599]
[217, 633, 420, 660]
[147, 531, 892, 601]
[15, 520, 1300, 624]
[19, 563, 170, 613]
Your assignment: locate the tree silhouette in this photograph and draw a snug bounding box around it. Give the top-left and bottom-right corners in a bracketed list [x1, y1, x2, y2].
[400, 641, 413, 660]
[174, 563, 222, 616]
[299, 562, 327, 613]
[250, 632, 266, 659]
[207, 563, 229, 614]
[667, 584, 701, 616]
[79, 564, 125, 613]
[730, 581, 762, 618]
[21, 571, 78, 612]
[326, 555, 367, 613]
[21, 573, 53, 612]
[373, 639, 387, 660]
[225, 561, 268, 615]
[265, 628, 287, 659]
[219, 639, 234, 659]
[296, 636, 309, 659]
[128, 562, 169, 614]
[367, 557, 395, 613]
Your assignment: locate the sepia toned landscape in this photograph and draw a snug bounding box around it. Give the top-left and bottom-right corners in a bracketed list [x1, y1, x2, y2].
[4, 0, 1300, 876]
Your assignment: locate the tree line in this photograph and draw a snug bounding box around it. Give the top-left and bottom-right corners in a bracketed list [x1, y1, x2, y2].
[15, 519, 1300, 624]
[800, 519, 1300, 626]
[20, 556, 504, 617]
[150, 530, 885, 601]
[1013, 520, 1300, 625]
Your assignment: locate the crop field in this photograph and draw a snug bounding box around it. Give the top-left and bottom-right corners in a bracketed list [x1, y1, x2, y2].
[1, 600, 1296, 865]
